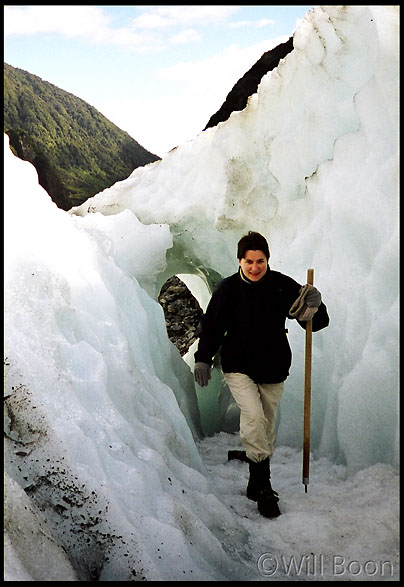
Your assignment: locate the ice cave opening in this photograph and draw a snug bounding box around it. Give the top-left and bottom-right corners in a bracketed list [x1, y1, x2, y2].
[158, 271, 232, 438]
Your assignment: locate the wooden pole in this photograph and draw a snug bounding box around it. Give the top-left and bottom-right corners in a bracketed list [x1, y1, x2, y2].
[303, 268, 314, 493]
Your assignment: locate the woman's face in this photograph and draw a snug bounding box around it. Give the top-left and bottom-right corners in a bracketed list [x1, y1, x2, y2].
[239, 249, 268, 282]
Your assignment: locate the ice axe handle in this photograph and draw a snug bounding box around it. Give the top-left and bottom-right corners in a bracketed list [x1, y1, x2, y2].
[303, 268, 314, 492]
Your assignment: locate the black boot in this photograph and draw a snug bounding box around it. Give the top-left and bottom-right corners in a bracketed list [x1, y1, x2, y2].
[246, 458, 279, 501]
[227, 450, 251, 464]
[247, 458, 281, 518]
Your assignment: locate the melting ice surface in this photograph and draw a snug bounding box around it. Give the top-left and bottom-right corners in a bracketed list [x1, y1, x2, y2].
[4, 5, 399, 582]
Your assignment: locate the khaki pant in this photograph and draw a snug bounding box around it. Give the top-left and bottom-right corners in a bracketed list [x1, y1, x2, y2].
[224, 373, 284, 463]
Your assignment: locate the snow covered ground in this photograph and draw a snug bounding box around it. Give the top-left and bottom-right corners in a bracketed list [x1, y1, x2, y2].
[4, 5, 399, 582]
[198, 433, 399, 581]
[4, 428, 399, 581]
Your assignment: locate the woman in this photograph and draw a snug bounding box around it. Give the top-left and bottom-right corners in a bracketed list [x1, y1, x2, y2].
[194, 231, 329, 518]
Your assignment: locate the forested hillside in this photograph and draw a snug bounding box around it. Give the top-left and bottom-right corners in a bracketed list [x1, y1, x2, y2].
[4, 63, 160, 209]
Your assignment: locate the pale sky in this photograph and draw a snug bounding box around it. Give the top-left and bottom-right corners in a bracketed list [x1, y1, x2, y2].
[4, 5, 314, 157]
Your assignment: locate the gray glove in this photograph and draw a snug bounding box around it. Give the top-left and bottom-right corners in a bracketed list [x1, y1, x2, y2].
[194, 362, 211, 387]
[305, 286, 322, 307]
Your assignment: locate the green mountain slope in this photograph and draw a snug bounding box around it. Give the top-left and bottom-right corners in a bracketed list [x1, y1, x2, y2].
[4, 63, 160, 209]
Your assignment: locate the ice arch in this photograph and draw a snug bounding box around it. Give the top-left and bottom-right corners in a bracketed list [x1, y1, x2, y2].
[158, 267, 240, 438]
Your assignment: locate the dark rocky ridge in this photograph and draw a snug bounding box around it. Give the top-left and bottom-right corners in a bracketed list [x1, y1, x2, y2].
[204, 37, 294, 130]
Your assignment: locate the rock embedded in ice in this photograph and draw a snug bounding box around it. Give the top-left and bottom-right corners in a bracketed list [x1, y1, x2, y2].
[158, 275, 203, 356]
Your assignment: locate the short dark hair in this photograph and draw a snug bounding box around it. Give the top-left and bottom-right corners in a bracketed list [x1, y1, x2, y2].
[237, 231, 270, 260]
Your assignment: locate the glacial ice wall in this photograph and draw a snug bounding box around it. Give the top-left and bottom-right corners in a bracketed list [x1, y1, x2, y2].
[72, 5, 399, 471]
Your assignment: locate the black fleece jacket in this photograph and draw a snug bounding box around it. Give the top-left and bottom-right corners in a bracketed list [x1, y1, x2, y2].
[194, 268, 329, 384]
